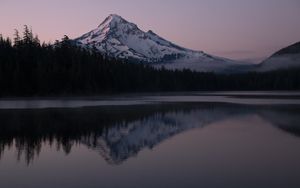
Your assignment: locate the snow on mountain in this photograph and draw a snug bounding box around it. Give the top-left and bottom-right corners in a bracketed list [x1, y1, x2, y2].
[74, 14, 243, 72]
[258, 41, 300, 71]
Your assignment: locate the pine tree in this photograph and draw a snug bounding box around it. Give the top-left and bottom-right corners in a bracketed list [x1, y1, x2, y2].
[23, 25, 32, 43]
[13, 29, 21, 47]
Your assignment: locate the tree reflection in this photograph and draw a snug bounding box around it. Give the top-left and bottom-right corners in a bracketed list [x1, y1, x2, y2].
[0, 103, 299, 165]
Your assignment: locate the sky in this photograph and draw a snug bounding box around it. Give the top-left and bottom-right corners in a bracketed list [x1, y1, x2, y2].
[1, 0, 300, 63]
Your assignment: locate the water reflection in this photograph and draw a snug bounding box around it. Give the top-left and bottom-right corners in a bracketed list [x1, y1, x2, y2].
[0, 103, 299, 165]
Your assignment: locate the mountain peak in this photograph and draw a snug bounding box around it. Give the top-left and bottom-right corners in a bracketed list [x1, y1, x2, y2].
[74, 14, 239, 71]
[108, 14, 122, 19]
[75, 14, 212, 62]
[107, 14, 126, 23]
[98, 14, 131, 28]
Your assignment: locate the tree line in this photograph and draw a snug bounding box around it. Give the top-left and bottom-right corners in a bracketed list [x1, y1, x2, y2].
[0, 26, 299, 96]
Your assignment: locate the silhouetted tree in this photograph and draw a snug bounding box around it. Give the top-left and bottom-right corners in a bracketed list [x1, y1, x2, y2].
[0, 27, 300, 97]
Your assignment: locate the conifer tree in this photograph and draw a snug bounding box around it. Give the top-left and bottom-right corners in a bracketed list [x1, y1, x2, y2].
[13, 29, 21, 47]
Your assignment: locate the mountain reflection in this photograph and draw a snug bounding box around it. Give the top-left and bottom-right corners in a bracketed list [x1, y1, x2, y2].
[0, 103, 299, 165]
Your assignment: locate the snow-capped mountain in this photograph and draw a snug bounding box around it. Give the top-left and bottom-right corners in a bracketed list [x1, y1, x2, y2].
[74, 14, 242, 72]
[258, 41, 300, 71]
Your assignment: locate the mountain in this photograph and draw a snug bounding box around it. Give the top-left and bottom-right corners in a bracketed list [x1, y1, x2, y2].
[259, 41, 300, 71]
[74, 14, 243, 72]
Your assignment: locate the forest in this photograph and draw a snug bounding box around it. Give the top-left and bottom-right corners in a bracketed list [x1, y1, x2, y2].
[0, 26, 300, 97]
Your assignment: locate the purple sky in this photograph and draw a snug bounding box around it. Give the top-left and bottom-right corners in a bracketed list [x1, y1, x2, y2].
[1, 0, 300, 62]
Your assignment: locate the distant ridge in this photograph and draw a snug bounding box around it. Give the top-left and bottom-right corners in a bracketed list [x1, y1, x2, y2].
[259, 41, 300, 71]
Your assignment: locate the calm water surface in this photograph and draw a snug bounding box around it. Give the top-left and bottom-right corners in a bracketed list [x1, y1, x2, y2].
[0, 92, 300, 188]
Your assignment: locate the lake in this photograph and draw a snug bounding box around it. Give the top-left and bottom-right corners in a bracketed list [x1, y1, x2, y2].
[0, 92, 300, 188]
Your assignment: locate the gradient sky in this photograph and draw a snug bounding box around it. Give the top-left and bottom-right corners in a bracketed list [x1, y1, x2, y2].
[1, 0, 300, 62]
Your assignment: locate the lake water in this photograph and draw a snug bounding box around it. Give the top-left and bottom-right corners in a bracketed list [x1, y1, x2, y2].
[0, 92, 300, 188]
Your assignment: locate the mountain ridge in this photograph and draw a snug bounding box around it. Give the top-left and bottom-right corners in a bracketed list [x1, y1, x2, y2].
[74, 14, 206, 61]
[73, 14, 300, 72]
[74, 14, 243, 72]
[259, 41, 300, 71]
